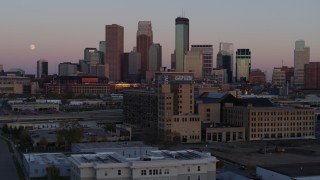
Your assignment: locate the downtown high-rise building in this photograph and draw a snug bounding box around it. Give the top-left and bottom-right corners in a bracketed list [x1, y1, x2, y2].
[304, 62, 320, 90]
[236, 49, 251, 82]
[174, 17, 189, 72]
[58, 62, 78, 76]
[294, 40, 310, 88]
[136, 21, 153, 80]
[191, 45, 213, 80]
[105, 24, 124, 82]
[217, 42, 233, 83]
[148, 43, 162, 72]
[36, 59, 48, 79]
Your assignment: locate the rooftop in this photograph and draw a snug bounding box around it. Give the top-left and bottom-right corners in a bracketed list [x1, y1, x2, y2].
[24, 153, 69, 165]
[258, 163, 320, 177]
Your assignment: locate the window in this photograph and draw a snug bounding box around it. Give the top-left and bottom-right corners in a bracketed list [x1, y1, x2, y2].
[197, 175, 201, 180]
[188, 175, 191, 180]
[187, 167, 190, 172]
[141, 170, 146, 175]
[164, 169, 169, 174]
[149, 169, 152, 175]
[118, 170, 121, 175]
[105, 171, 108, 176]
[197, 166, 201, 171]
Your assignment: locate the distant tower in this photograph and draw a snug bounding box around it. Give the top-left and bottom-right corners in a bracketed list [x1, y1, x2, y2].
[175, 17, 189, 72]
[236, 49, 251, 82]
[294, 40, 310, 88]
[136, 21, 153, 81]
[105, 24, 124, 82]
[148, 43, 162, 71]
[217, 42, 234, 83]
[191, 45, 213, 80]
[36, 59, 48, 79]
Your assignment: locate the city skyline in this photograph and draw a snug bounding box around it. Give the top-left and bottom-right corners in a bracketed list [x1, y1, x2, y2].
[1, 0, 320, 80]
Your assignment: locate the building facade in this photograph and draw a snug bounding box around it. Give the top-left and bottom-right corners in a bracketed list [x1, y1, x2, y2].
[217, 42, 233, 83]
[175, 17, 189, 72]
[121, 52, 141, 82]
[105, 24, 124, 82]
[69, 150, 217, 180]
[249, 69, 266, 84]
[136, 21, 153, 80]
[191, 45, 213, 80]
[36, 59, 48, 79]
[223, 104, 315, 141]
[184, 51, 203, 79]
[58, 62, 78, 76]
[236, 49, 251, 82]
[294, 40, 310, 87]
[156, 72, 201, 143]
[0, 76, 36, 94]
[211, 69, 228, 84]
[304, 62, 320, 90]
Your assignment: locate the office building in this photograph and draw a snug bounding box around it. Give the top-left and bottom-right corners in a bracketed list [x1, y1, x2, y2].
[294, 40, 310, 87]
[272, 68, 286, 85]
[78, 59, 90, 74]
[175, 17, 189, 72]
[305, 62, 320, 89]
[146, 43, 162, 82]
[249, 69, 266, 84]
[105, 24, 124, 82]
[0, 64, 3, 72]
[223, 102, 315, 141]
[99, 41, 106, 53]
[236, 49, 251, 82]
[217, 43, 233, 83]
[148, 43, 162, 72]
[45, 76, 108, 95]
[156, 72, 201, 143]
[36, 59, 48, 79]
[69, 150, 217, 180]
[0, 76, 36, 94]
[184, 51, 203, 79]
[121, 52, 141, 82]
[212, 68, 228, 84]
[58, 62, 78, 76]
[191, 45, 213, 79]
[84, 48, 103, 65]
[136, 21, 153, 80]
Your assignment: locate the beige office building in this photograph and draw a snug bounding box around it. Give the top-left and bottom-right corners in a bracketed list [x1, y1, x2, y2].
[272, 68, 286, 85]
[184, 51, 203, 79]
[156, 72, 201, 143]
[223, 104, 315, 141]
[0, 76, 36, 94]
[294, 40, 310, 87]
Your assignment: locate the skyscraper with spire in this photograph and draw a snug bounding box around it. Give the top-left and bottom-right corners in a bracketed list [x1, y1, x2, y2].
[174, 17, 189, 72]
[136, 21, 153, 80]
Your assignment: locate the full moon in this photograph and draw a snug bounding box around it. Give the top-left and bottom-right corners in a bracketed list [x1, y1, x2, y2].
[29, 44, 36, 50]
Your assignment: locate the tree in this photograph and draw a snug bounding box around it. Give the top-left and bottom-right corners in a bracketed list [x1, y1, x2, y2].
[56, 120, 83, 146]
[2, 124, 9, 134]
[19, 129, 33, 151]
[104, 122, 116, 133]
[46, 165, 60, 180]
[39, 137, 48, 149]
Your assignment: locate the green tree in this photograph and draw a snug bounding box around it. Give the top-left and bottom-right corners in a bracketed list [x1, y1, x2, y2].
[19, 129, 33, 151]
[56, 120, 83, 146]
[46, 165, 60, 180]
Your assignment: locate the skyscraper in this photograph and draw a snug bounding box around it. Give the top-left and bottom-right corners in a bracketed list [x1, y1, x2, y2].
[191, 45, 213, 80]
[105, 24, 124, 82]
[36, 59, 48, 79]
[217, 42, 233, 83]
[236, 49, 251, 82]
[175, 17, 189, 72]
[294, 40, 310, 87]
[136, 21, 153, 80]
[304, 62, 320, 90]
[148, 43, 162, 72]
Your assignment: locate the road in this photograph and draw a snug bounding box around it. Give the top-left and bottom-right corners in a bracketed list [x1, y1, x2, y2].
[0, 136, 19, 180]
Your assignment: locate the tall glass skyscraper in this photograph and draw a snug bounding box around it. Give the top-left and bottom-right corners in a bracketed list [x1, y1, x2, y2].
[175, 17, 189, 72]
[217, 42, 234, 83]
[236, 49, 251, 82]
[294, 40, 310, 87]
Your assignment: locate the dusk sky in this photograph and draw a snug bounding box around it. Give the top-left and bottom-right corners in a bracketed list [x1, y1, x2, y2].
[1, 0, 319, 80]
